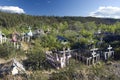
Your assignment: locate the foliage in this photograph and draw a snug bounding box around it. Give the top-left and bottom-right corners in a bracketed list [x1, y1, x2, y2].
[24, 50, 46, 70]
[0, 43, 15, 59]
[49, 68, 79, 80]
[0, 11, 120, 80]
[91, 62, 104, 76]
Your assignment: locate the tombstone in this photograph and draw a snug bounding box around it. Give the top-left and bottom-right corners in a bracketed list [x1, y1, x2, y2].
[108, 45, 112, 52]
[12, 31, 19, 48]
[25, 26, 33, 42]
[0, 31, 7, 44]
[90, 47, 100, 64]
[104, 45, 114, 60]
[12, 31, 20, 49]
[90, 47, 98, 57]
[28, 26, 33, 37]
[58, 47, 72, 67]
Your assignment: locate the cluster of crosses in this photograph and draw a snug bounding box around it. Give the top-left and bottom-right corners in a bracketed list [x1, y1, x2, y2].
[0, 27, 33, 47]
[46, 45, 114, 69]
[0, 27, 45, 50]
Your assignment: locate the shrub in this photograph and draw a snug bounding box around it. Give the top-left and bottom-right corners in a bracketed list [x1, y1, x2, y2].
[0, 43, 14, 59]
[24, 50, 46, 70]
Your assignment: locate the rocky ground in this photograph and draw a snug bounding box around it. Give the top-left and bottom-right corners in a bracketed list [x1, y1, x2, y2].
[0, 59, 120, 80]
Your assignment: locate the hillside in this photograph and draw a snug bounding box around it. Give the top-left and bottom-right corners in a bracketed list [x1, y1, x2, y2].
[0, 12, 120, 80]
[0, 12, 120, 28]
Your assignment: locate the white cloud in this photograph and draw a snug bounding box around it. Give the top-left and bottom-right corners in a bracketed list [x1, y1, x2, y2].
[0, 6, 25, 14]
[89, 6, 120, 19]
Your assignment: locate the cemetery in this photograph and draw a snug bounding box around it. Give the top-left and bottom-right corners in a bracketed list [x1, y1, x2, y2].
[0, 12, 120, 79]
[45, 45, 115, 69]
[0, 27, 116, 71]
[0, 26, 116, 80]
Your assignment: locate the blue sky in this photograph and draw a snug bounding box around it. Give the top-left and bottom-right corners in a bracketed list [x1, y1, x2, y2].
[0, 0, 120, 18]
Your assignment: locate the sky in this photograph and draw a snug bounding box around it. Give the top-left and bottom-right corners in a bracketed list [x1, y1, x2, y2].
[0, 0, 120, 18]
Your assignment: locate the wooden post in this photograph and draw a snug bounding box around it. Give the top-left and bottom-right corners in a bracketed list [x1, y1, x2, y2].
[86, 58, 88, 65]
[56, 53, 59, 61]
[104, 52, 107, 60]
[0, 31, 2, 44]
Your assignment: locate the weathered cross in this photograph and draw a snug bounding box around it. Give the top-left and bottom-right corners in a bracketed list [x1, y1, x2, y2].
[107, 45, 112, 52]
[90, 47, 98, 57]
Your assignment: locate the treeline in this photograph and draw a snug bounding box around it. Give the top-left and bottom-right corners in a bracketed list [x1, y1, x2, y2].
[0, 11, 120, 28]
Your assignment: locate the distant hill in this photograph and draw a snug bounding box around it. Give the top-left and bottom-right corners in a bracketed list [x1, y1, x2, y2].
[0, 11, 120, 28]
[61, 16, 120, 24]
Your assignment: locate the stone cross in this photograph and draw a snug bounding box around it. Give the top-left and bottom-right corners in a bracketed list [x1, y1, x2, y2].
[104, 45, 114, 60]
[90, 47, 98, 57]
[108, 45, 112, 52]
[12, 31, 20, 49]
[90, 47, 98, 64]
[28, 26, 33, 37]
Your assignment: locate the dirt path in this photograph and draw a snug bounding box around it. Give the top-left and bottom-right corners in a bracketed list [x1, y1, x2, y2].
[0, 56, 27, 64]
[0, 58, 12, 64]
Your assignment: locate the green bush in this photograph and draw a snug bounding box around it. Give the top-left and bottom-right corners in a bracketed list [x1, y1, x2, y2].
[24, 50, 46, 70]
[49, 67, 81, 80]
[0, 43, 14, 59]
